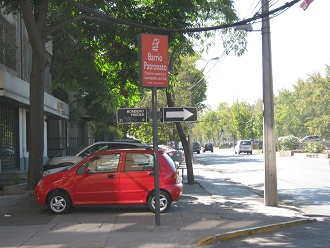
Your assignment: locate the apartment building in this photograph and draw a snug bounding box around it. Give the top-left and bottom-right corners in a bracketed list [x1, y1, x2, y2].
[0, 10, 69, 174]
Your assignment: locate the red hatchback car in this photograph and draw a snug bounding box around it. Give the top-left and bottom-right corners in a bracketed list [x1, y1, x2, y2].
[35, 148, 183, 214]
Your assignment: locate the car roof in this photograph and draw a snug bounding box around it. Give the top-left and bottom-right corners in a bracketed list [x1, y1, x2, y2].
[82, 141, 149, 148]
[102, 147, 158, 153]
[88, 141, 147, 145]
[75, 141, 149, 156]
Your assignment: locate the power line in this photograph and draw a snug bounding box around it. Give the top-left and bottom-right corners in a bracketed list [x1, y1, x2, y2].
[65, 0, 300, 33]
[197, 0, 295, 91]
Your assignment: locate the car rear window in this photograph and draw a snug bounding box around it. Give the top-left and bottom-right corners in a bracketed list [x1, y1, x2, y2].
[241, 141, 251, 145]
[125, 153, 154, 171]
[162, 153, 177, 171]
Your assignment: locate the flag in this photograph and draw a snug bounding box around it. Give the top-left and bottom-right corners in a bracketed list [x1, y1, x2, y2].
[300, 0, 314, 11]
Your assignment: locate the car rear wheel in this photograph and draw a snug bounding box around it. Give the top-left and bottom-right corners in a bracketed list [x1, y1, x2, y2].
[148, 191, 172, 213]
[47, 191, 71, 214]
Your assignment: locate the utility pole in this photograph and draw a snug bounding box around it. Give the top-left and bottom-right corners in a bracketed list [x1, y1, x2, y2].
[262, 0, 278, 206]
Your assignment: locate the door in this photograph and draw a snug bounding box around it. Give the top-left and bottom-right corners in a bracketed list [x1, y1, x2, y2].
[119, 152, 155, 203]
[73, 153, 121, 204]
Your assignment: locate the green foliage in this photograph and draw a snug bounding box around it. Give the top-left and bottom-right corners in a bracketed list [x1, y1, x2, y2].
[1, 0, 245, 189]
[275, 89, 303, 137]
[274, 66, 330, 140]
[193, 101, 264, 146]
[276, 136, 300, 151]
[228, 101, 253, 140]
[301, 142, 326, 153]
[48, 0, 243, 140]
[126, 55, 204, 143]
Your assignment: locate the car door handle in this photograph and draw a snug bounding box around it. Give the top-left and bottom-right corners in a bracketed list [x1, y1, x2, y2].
[148, 172, 154, 176]
[108, 174, 116, 178]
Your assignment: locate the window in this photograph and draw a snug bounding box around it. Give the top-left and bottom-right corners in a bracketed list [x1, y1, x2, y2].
[77, 154, 120, 174]
[125, 153, 154, 171]
[0, 16, 16, 71]
[0, 102, 19, 171]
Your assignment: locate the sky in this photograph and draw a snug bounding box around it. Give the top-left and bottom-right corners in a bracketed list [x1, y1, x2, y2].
[201, 0, 330, 108]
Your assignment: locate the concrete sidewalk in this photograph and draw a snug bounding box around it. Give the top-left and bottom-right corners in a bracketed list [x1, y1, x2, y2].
[0, 167, 314, 248]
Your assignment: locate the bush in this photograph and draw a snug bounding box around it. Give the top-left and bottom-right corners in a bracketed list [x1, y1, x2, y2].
[302, 142, 326, 153]
[276, 135, 300, 151]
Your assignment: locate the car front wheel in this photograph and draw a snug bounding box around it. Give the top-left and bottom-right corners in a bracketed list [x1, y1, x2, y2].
[148, 191, 172, 213]
[47, 191, 71, 214]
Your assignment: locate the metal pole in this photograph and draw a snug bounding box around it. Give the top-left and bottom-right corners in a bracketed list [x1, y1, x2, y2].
[152, 87, 161, 225]
[262, 0, 278, 206]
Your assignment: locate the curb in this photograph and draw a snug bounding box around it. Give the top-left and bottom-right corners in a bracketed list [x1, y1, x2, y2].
[196, 218, 317, 246]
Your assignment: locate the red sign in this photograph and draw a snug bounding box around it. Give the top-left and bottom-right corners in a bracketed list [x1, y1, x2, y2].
[138, 33, 168, 88]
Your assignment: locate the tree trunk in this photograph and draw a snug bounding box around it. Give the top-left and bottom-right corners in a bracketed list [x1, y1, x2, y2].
[26, 50, 46, 190]
[19, 0, 49, 190]
[166, 91, 195, 184]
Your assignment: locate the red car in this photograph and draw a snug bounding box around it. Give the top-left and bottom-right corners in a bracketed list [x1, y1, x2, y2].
[35, 148, 183, 214]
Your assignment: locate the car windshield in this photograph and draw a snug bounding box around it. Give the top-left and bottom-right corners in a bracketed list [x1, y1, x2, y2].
[241, 141, 251, 145]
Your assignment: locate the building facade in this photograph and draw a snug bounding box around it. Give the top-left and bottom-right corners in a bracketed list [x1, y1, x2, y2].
[0, 10, 69, 174]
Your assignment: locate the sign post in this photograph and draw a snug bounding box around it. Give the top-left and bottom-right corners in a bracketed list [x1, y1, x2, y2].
[138, 33, 169, 227]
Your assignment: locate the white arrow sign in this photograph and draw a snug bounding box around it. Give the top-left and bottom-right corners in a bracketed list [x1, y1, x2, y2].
[165, 108, 193, 120]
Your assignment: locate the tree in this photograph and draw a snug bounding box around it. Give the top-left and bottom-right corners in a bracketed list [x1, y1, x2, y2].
[293, 71, 330, 137]
[1, 0, 245, 188]
[273, 66, 330, 139]
[1, 0, 55, 190]
[228, 101, 252, 140]
[275, 89, 302, 137]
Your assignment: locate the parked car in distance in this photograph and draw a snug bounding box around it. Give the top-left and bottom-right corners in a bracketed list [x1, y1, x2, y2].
[43, 141, 149, 176]
[235, 140, 253, 154]
[193, 142, 201, 154]
[159, 145, 185, 165]
[299, 135, 321, 143]
[203, 143, 214, 153]
[35, 148, 183, 214]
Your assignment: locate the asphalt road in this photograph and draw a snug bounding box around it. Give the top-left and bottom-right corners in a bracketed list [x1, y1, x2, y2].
[194, 148, 330, 247]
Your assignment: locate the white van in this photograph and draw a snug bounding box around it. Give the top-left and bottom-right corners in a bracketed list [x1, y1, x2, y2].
[235, 140, 253, 155]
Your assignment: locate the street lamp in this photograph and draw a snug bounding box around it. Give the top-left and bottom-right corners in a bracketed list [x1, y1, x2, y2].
[235, 24, 254, 32]
[189, 56, 219, 162]
[202, 57, 219, 71]
[189, 57, 219, 90]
